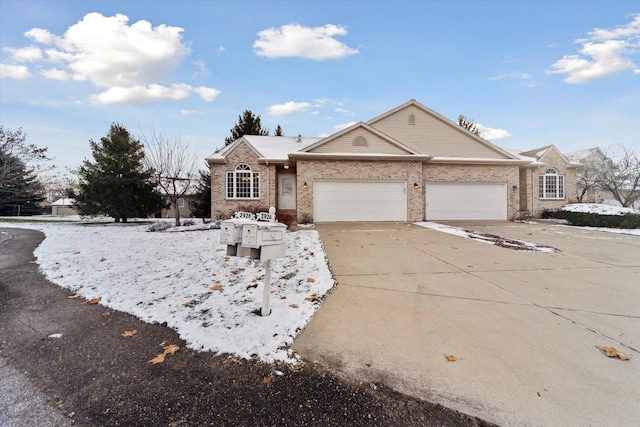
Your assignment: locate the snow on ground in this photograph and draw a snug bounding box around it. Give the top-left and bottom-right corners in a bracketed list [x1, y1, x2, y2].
[1, 220, 335, 363]
[562, 203, 640, 216]
[414, 222, 559, 252]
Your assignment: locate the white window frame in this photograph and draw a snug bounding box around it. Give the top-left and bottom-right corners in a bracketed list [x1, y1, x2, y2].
[539, 168, 565, 199]
[226, 164, 260, 199]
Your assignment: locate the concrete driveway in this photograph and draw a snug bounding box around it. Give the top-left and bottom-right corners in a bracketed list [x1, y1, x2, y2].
[292, 221, 640, 426]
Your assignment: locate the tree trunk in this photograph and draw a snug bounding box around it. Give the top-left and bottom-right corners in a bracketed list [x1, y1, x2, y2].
[173, 203, 181, 227]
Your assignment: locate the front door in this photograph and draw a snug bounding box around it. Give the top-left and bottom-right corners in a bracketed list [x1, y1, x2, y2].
[278, 174, 296, 210]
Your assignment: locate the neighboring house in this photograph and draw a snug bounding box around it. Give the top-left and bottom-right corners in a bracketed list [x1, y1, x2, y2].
[159, 195, 196, 219]
[565, 147, 607, 204]
[206, 99, 579, 222]
[51, 198, 78, 216]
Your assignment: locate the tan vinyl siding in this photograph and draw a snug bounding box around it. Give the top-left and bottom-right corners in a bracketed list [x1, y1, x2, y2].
[307, 128, 409, 154]
[370, 105, 508, 159]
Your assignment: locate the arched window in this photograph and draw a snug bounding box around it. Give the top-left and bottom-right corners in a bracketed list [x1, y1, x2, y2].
[539, 168, 564, 199]
[353, 136, 368, 146]
[408, 114, 416, 125]
[226, 163, 260, 199]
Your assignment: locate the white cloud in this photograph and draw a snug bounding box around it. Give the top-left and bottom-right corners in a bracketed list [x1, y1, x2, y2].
[0, 63, 31, 80]
[193, 86, 220, 102]
[4, 46, 43, 62]
[334, 121, 357, 132]
[254, 24, 358, 60]
[8, 12, 221, 105]
[268, 101, 312, 116]
[476, 124, 512, 140]
[547, 14, 640, 83]
[181, 109, 200, 115]
[40, 68, 72, 80]
[90, 83, 193, 105]
[335, 107, 356, 116]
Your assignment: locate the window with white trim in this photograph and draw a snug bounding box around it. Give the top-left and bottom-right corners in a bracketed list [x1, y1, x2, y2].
[539, 168, 564, 199]
[226, 164, 260, 199]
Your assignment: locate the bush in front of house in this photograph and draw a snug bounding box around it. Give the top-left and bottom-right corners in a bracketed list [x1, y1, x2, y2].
[540, 208, 564, 219]
[562, 211, 640, 229]
[275, 212, 294, 228]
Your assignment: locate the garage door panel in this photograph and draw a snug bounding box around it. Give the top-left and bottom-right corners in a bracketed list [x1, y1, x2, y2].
[426, 182, 506, 220]
[314, 180, 406, 222]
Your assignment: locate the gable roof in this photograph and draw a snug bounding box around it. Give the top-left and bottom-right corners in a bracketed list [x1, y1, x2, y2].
[367, 99, 521, 160]
[206, 135, 323, 163]
[301, 122, 421, 155]
[564, 147, 606, 163]
[520, 145, 581, 169]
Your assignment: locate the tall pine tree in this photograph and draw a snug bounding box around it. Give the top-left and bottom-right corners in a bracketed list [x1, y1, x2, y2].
[0, 126, 46, 216]
[189, 170, 211, 222]
[224, 110, 269, 145]
[75, 123, 166, 222]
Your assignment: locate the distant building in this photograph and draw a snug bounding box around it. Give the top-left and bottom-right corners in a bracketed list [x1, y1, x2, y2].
[51, 198, 78, 216]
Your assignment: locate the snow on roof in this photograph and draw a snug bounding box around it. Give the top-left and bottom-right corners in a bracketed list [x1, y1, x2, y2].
[51, 198, 75, 206]
[564, 148, 604, 162]
[207, 135, 324, 161]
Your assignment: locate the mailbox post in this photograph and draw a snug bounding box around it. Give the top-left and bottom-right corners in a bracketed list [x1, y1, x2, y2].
[219, 207, 286, 316]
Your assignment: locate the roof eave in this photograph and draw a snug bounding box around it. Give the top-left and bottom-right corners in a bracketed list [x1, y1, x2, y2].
[289, 152, 433, 162]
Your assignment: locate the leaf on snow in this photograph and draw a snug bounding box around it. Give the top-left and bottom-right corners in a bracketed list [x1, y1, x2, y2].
[289, 304, 299, 309]
[99, 257, 107, 262]
[595, 346, 631, 360]
[87, 296, 102, 305]
[121, 330, 137, 337]
[445, 354, 459, 362]
[211, 284, 223, 291]
[183, 300, 196, 307]
[67, 293, 82, 299]
[306, 277, 316, 283]
[305, 293, 318, 302]
[280, 296, 287, 300]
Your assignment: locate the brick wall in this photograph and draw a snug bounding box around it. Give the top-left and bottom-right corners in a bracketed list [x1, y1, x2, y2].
[532, 150, 578, 216]
[209, 142, 277, 219]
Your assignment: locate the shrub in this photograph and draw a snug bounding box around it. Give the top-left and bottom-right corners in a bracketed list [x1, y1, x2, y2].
[540, 208, 564, 219]
[275, 212, 294, 228]
[181, 219, 195, 226]
[147, 221, 172, 232]
[300, 213, 313, 224]
[562, 211, 640, 229]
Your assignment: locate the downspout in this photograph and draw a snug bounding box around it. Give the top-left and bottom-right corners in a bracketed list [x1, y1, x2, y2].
[266, 160, 271, 207]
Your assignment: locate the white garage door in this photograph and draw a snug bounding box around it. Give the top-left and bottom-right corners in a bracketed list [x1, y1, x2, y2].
[314, 180, 406, 222]
[426, 182, 506, 220]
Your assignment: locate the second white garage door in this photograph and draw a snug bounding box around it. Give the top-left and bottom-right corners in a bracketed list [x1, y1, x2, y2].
[426, 182, 507, 220]
[314, 180, 406, 222]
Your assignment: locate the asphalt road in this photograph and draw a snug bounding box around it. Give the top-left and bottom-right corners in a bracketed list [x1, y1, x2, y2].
[0, 227, 492, 427]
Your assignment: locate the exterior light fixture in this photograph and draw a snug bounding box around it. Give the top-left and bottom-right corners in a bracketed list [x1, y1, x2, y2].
[303, 182, 308, 189]
[413, 182, 419, 190]
[284, 163, 290, 170]
[512, 185, 518, 191]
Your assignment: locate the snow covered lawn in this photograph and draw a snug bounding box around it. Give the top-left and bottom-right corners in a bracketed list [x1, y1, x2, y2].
[1, 220, 335, 363]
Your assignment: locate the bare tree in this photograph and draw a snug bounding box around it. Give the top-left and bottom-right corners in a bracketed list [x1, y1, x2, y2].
[457, 115, 480, 136]
[142, 129, 200, 226]
[595, 144, 640, 208]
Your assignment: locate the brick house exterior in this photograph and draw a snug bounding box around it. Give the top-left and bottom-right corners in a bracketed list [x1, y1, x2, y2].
[207, 100, 579, 222]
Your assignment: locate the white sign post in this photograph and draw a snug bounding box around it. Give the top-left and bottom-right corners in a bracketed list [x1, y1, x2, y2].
[262, 259, 273, 316]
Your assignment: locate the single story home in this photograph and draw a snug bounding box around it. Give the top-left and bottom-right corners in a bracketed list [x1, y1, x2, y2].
[51, 198, 78, 216]
[206, 99, 580, 222]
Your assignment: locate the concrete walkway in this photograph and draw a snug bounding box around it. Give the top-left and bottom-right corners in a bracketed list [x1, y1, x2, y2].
[293, 221, 640, 426]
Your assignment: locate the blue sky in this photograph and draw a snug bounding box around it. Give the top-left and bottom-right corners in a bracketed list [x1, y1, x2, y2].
[1, 1, 638, 176]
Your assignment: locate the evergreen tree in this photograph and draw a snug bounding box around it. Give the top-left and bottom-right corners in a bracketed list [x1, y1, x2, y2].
[0, 151, 45, 215]
[224, 110, 269, 145]
[75, 123, 166, 223]
[189, 170, 212, 221]
[0, 126, 47, 216]
[274, 124, 284, 136]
